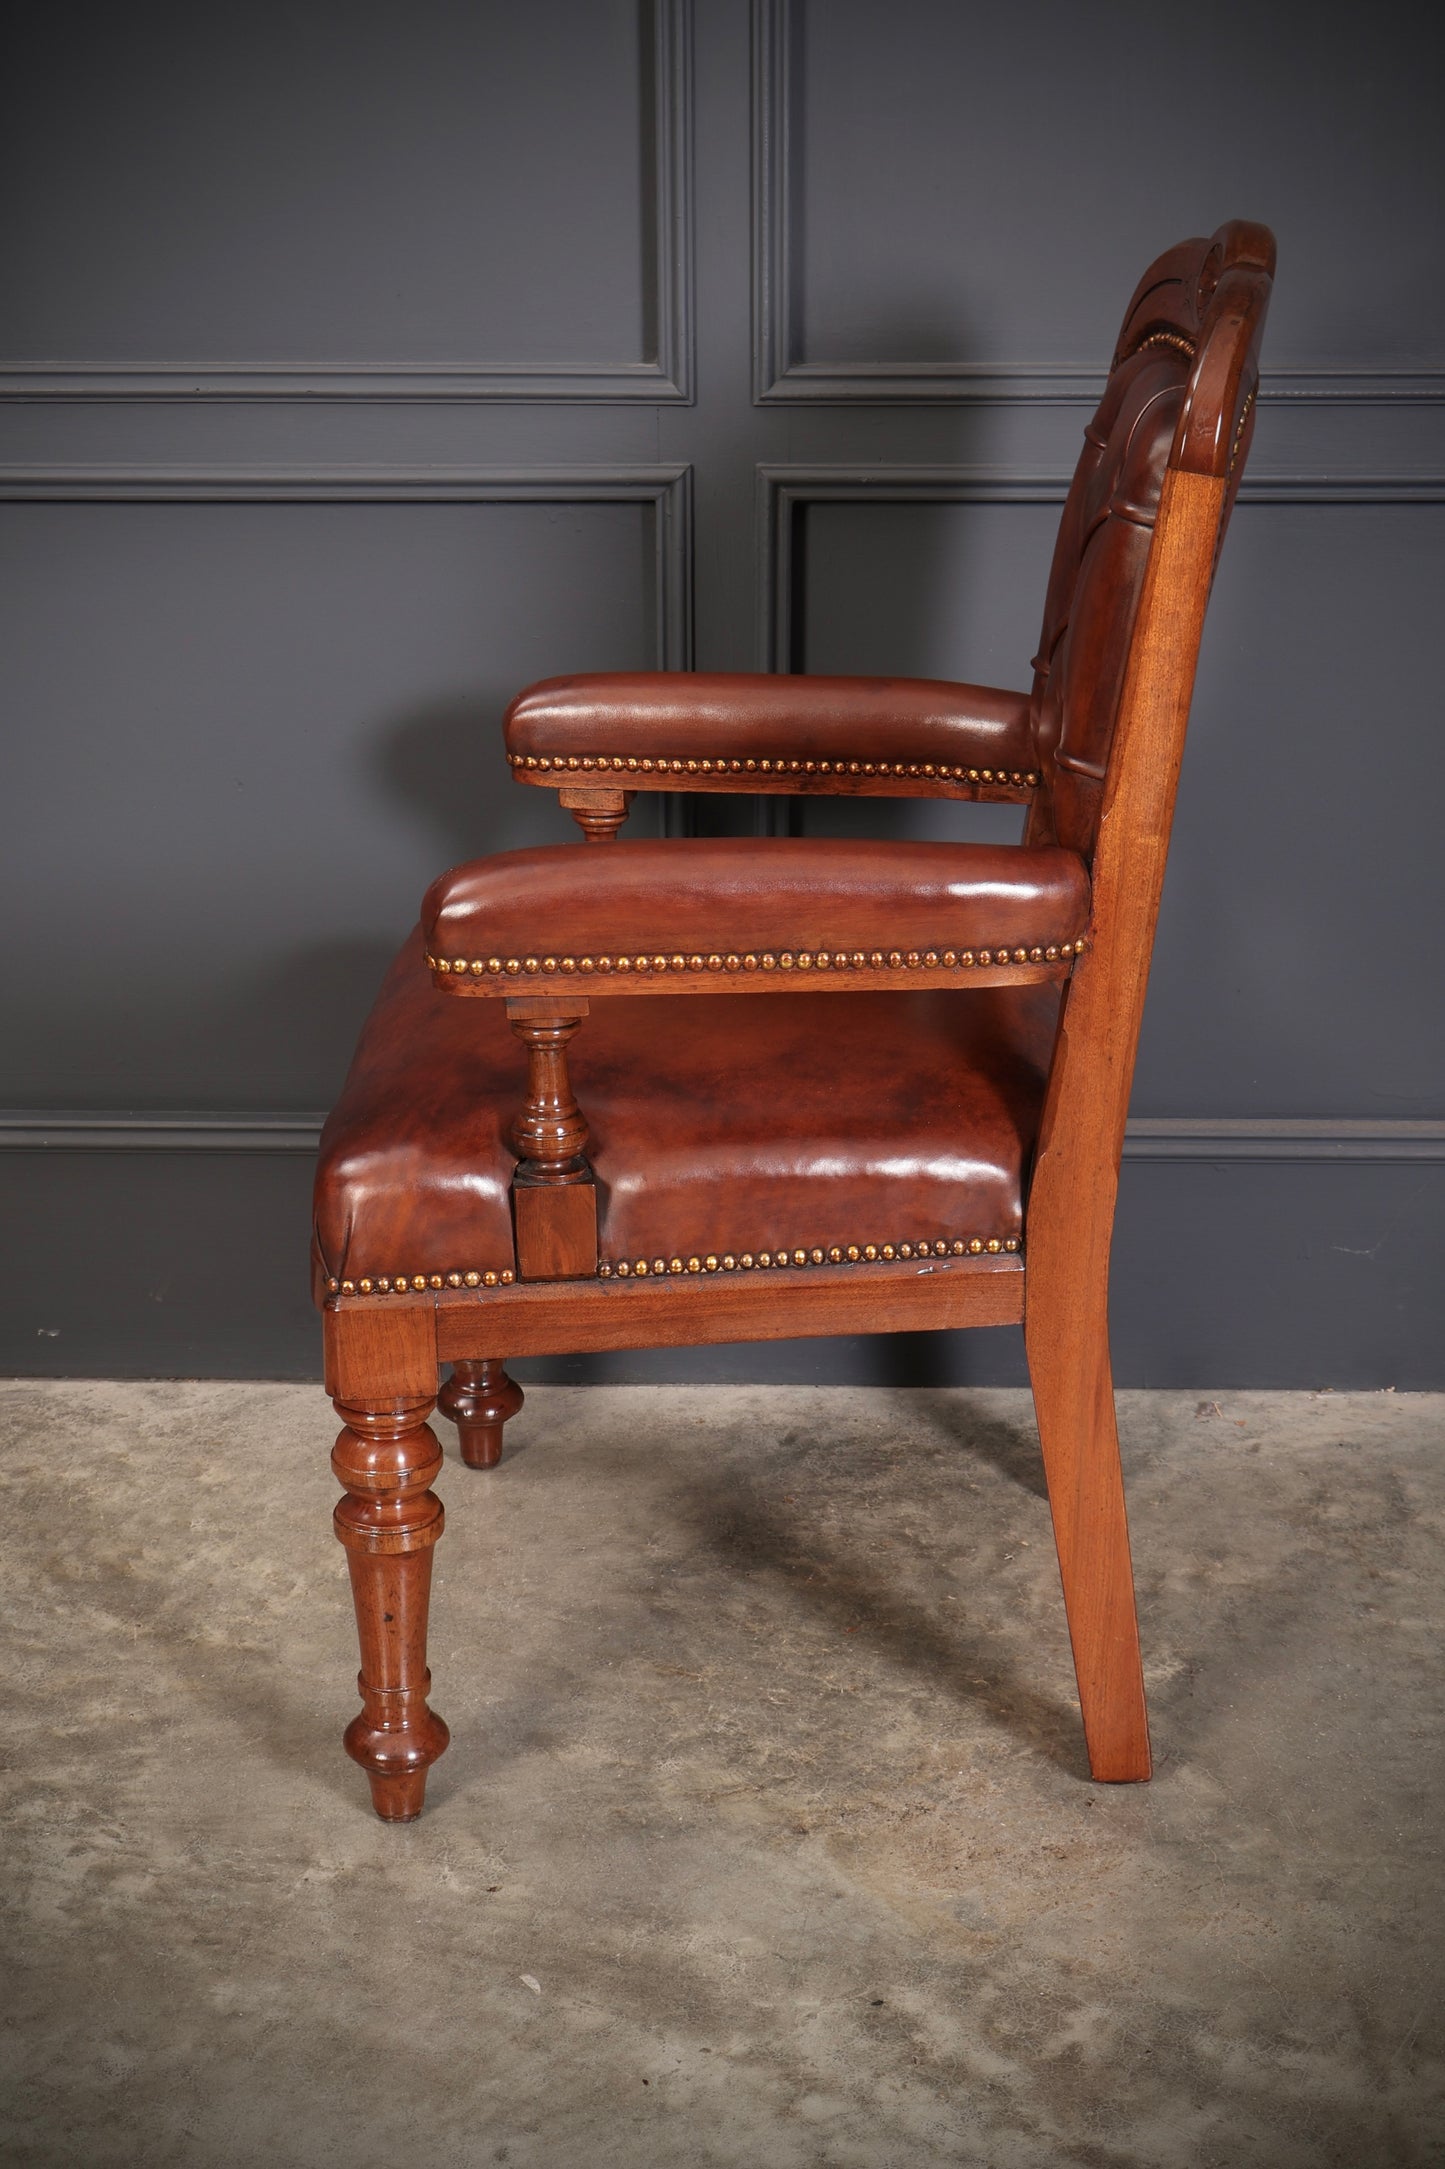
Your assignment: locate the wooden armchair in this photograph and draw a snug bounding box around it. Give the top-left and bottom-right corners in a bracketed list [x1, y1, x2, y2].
[313, 222, 1275, 1821]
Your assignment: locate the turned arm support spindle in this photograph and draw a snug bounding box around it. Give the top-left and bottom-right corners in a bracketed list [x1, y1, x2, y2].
[506, 995, 598, 1278]
[506, 996, 591, 1179]
[557, 784, 633, 842]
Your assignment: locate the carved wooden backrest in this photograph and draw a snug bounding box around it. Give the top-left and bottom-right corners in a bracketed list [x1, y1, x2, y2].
[1028, 221, 1275, 862]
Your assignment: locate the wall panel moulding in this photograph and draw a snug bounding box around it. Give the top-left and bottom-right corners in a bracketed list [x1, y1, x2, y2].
[4, 1114, 1441, 1165]
[0, 465, 694, 669]
[0, 0, 693, 405]
[751, 0, 1445, 407]
[756, 466, 1069, 671]
[754, 465, 1445, 669]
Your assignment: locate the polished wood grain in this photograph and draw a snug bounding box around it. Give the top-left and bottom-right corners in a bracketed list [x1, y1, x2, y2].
[322, 1292, 439, 1405]
[558, 783, 633, 840]
[505, 996, 592, 1175]
[543, 768, 1035, 812]
[432, 1251, 1024, 1358]
[512, 1173, 599, 1281]
[1024, 465, 1226, 1780]
[437, 1357, 524, 1468]
[506, 994, 598, 1280]
[443, 956, 1072, 1001]
[326, 1302, 448, 1819]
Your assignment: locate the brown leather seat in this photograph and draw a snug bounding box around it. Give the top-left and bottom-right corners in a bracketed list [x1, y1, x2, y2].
[315, 930, 1061, 1294]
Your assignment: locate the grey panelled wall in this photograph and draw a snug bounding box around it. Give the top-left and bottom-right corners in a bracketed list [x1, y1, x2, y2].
[1, 0, 1442, 1383]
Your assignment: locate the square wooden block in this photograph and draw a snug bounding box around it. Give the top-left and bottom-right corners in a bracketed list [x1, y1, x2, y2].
[512, 1174, 598, 1281]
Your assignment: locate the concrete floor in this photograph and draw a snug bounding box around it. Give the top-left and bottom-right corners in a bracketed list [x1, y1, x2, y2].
[1, 1382, 1441, 2168]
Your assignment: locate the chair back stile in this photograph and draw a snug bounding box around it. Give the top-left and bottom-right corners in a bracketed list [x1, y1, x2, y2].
[1025, 223, 1275, 1268]
[1006, 225, 1273, 1786]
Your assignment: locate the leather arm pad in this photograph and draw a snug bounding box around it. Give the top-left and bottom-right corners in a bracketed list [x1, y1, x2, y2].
[504, 673, 1039, 793]
[424, 837, 1089, 994]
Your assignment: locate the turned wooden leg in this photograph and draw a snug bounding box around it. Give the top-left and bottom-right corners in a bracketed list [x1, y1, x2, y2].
[1024, 1297, 1151, 1782]
[438, 1359, 524, 1469]
[332, 1392, 450, 1821]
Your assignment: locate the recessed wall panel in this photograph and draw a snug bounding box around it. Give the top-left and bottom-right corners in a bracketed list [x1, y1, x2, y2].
[0, 494, 661, 1106]
[789, 491, 1445, 1118]
[764, 0, 1445, 393]
[1139, 499, 1445, 1119]
[1, 0, 687, 394]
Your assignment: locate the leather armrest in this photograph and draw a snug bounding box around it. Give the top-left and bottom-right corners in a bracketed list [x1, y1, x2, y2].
[504, 673, 1039, 794]
[424, 837, 1088, 994]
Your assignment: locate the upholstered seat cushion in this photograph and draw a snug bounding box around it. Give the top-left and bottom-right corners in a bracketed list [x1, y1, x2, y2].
[313, 932, 1061, 1297]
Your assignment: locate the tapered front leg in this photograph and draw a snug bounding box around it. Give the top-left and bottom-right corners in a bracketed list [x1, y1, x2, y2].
[332, 1392, 450, 1821]
[438, 1359, 524, 1469]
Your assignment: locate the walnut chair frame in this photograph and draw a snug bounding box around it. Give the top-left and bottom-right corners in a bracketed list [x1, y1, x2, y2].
[316, 223, 1275, 1820]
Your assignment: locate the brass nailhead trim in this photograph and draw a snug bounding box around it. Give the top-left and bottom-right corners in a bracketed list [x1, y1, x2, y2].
[1229, 384, 1257, 475]
[428, 939, 1084, 979]
[510, 751, 1039, 788]
[328, 1237, 1021, 1297]
[328, 1268, 516, 1297]
[598, 1236, 1021, 1279]
[1131, 328, 1196, 362]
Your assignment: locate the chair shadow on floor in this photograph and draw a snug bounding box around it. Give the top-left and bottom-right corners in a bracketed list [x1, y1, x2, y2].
[905, 1382, 1051, 1499]
[43, 1383, 1326, 1817]
[668, 1387, 1087, 1777]
[23, 1394, 365, 1811]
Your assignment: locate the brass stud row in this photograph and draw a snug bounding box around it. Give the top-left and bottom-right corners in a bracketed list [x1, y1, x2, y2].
[1229, 385, 1257, 475]
[327, 1267, 516, 1297]
[510, 751, 1039, 788]
[325, 1235, 1024, 1297]
[1131, 328, 1196, 362]
[598, 1236, 1021, 1278]
[428, 939, 1084, 979]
